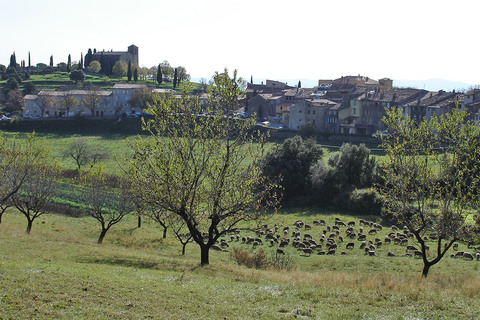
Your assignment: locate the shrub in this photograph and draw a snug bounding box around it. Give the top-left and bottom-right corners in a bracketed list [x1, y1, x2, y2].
[231, 248, 269, 269]
[269, 251, 296, 271]
[347, 188, 383, 215]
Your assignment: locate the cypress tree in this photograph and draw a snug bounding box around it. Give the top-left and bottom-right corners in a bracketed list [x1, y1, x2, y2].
[67, 54, 72, 72]
[127, 60, 132, 82]
[173, 68, 178, 88]
[134, 68, 138, 82]
[28, 52, 31, 68]
[50, 55, 53, 67]
[298, 80, 301, 88]
[157, 64, 162, 85]
[251, 75, 253, 84]
[79, 53, 84, 69]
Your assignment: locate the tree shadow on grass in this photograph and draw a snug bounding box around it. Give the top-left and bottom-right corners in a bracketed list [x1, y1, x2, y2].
[78, 256, 160, 270]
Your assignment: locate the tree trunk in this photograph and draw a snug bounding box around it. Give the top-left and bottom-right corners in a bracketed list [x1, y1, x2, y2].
[181, 242, 187, 255]
[422, 263, 431, 278]
[200, 245, 210, 266]
[162, 226, 168, 239]
[26, 219, 33, 234]
[98, 228, 108, 244]
[137, 215, 141, 228]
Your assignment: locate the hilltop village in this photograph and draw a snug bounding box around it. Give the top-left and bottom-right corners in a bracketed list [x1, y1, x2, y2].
[3, 45, 479, 136]
[22, 75, 480, 136]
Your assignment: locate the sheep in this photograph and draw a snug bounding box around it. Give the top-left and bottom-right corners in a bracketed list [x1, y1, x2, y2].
[211, 245, 223, 251]
[338, 235, 344, 242]
[346, 242, 355, 250]
[317, 250, 326, 255]
[476, 253, 480, 261]
[406, 245, 418, 252]
[454, 251, 465, 258]
[463, 252, 474, 260]
[252, 241, 260, 249]
[391, 225, 398, 231]
[312, 220, 321, 226]
[360, 241, 367, 249]
[332, 225, 340, 231]
[413, 250, 423, 258]
[453, 243, 459, 251]
[303, 233, 313, 240]
[387, 251, 396, 257]
[368, 229, 377, 235]
[302, 248, 313, 256]
[336, 221, 346, 227]
[358, 234, 367, 241]
[304, 224, 312, 230]
[279, 240, 289, 248]
[276, 248, 285, 255]
[327, 249, 336, 255]
[348, 221, 355, 227]
[319, 219, 326, 225]
[341, 251, 348, 255]
[367, 250, 376, 256]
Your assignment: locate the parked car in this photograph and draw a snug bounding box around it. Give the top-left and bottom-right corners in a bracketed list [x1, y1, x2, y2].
[0, 115, 11, 121]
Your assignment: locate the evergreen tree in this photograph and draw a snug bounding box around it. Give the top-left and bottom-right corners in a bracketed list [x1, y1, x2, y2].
[84, 49, 92, 68]
[67, 54, 72, 72]
[28, 52, 31, 68]
[298, 80, 301, 88]
[251, 75, 253, 84]
[49, 55, 53, 67]
[173, 68, 178, 88]
[127, 60, 132, 82]
[133, 68, 138, 82]
[157, 64, 162, 85]
[79, 53, 84, 69]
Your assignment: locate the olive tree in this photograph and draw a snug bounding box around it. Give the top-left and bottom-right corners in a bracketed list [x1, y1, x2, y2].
[378, 107, 480, 278]
[128, 69, 281, 265]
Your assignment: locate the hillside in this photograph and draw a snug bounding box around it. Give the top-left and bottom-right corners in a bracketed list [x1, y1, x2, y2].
[1, 208, 479, 319]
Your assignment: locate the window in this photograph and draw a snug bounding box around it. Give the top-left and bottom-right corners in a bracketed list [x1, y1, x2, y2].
[353, 108, 357, 115]
[353, 100, 357, 106]
[313, 110, 316, 115]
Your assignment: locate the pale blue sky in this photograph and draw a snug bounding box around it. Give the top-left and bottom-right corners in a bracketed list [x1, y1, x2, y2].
[1, 0, 479, 86]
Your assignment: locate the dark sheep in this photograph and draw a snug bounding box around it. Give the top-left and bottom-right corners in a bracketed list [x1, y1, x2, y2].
[413, 250, 423, 258]
[346, 242, 355, 249]
[276, 248, 285, 255]
[387, 251, 396, 257]
[463, 252, 474, 260]
[302, 248, 313, 256]
[327, 249, 336, 255]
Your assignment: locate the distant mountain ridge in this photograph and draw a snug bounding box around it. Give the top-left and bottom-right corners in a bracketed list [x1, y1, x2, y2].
[192, 77, 477, 92]
[393, 78, 476, 92]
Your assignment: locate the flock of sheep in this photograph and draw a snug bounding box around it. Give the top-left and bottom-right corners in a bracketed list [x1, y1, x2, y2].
[212, 217, 480, 261]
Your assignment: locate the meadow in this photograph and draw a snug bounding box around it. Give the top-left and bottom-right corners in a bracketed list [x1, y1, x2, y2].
[1, 132, 479, 319]
[1, 206, 480, 320]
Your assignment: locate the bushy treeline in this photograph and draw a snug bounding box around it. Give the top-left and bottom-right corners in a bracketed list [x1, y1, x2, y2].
[261, 135, 382, 214]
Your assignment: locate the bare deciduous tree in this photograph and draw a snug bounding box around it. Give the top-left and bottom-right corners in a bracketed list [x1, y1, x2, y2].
[63, 138, 109, 171]
[80, 166, 134, 244]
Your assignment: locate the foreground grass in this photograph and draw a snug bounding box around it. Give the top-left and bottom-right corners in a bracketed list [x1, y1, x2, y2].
[1, 210, 479, 319]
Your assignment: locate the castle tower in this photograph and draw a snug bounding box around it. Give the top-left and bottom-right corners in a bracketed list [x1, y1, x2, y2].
[128, 44, 139, 65]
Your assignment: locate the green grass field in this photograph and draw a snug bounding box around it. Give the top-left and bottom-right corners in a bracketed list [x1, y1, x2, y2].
[2, 130, 479, 319]
[1, 71, 202, 94]
[1, 206, 480, 319]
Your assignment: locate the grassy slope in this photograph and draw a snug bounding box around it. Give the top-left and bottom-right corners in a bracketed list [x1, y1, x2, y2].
[0, 71, 200, 92]
[1, 208, 479, 320]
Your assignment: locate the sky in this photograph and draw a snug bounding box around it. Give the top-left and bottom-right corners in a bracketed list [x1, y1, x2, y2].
[1, 0, 479, 88]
